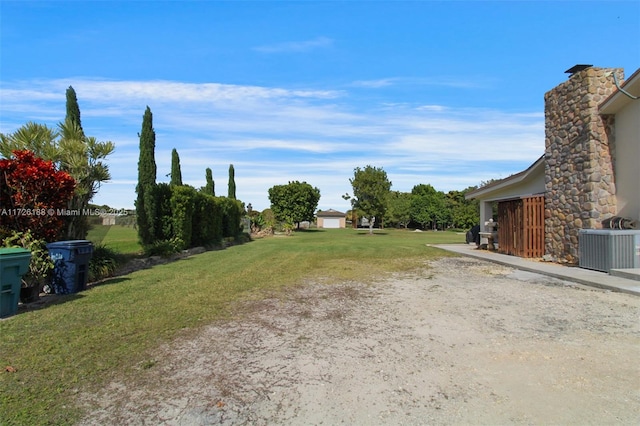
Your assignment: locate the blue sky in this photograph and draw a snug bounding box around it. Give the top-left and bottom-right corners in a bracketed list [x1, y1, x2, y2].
[1, 1, 638, 211]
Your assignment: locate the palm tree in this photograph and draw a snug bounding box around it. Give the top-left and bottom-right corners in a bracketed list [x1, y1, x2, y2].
[58, 118, 115, 239]
[0, 121, 59, 161]
[1, 119, 115, 239]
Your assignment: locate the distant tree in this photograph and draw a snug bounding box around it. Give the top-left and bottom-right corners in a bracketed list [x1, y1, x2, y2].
[345, 209, 362, 229]
[346, 165, 391, 234]
[433, 196, 451, 230]
[228, 164, 236, 199]
[246, 206, 261, 233]
[479, 178, 498, 188]
[204, 167, 215, 196]
[410, 184, 435, 230]
[385, 191, 412, 228]
[410, 184, 449, 230]
[136, 106, 158, 246]
[260, 208, 276, 231]
[170, 148, 183, 186]
[447, 187, 479, 229]
[268, 181, 321, 229]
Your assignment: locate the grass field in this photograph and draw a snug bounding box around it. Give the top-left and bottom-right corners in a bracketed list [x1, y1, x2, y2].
[0, 228, 463, 425]
[87, 225, 142, 255]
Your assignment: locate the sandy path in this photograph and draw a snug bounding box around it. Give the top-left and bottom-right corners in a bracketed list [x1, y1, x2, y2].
[79, 257, 640, 425]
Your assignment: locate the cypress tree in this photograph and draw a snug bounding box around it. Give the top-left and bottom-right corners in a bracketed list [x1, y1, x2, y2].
[136, 106, 158, 245]
[65, 86, 84, 137]
[61, 86, 94, 240]
[170, 148, 183, 186]
[62, 86, 86, 239]
[228, 164, 236, 199]
[205, 167, 215, 196]
[138, 107, 157, 188]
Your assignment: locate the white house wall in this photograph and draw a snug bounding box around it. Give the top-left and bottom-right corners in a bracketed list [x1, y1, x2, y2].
[613, 99, 640, 222]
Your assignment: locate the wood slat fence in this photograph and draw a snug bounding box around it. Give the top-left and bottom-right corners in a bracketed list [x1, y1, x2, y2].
[497, 195, 545, 258]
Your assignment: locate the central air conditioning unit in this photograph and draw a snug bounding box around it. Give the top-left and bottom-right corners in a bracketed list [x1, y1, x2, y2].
[579, 229, 640, 273]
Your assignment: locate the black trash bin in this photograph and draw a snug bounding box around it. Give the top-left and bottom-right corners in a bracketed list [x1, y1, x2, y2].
[46, 240, 94, 294]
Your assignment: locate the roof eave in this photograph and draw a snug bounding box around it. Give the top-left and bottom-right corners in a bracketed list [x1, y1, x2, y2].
[599, 68, 640, 115]
[465, 155, 545, 200]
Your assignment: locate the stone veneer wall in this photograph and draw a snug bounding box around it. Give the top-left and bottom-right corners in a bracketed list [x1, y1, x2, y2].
[544, 67, 623, 263]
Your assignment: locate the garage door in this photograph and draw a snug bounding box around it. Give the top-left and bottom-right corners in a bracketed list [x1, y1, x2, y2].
[323, 218, 340, 228]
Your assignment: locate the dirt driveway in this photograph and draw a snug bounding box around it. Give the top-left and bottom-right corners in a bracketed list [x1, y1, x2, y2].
[80, 257, 640, 425]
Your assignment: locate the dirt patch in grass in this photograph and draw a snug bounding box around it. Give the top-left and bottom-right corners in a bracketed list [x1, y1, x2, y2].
[79, 257, 640, 425]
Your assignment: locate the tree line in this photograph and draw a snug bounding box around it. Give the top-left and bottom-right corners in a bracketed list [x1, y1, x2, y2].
[384, 184, 479, 230]
[341, 165, 478, 233]
[264, 166, 479, 235]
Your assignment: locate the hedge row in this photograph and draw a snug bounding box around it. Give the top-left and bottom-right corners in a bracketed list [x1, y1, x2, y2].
[149, 183, 243, 250]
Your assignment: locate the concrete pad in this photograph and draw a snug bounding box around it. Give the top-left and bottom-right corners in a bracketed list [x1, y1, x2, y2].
[432, 244, 640, 297]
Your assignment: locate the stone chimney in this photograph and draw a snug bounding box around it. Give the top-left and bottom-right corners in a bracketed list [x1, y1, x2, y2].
[543, 65, 624, 263]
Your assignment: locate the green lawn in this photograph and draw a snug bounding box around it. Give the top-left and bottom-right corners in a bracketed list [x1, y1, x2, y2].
[87, 225, 142, 255]
[0, 229, 463, 425]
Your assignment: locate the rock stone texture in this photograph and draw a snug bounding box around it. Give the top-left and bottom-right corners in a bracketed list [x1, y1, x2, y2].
[543, 67, 623, 263]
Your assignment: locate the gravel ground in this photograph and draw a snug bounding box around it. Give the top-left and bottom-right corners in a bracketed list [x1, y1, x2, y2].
[79, 256, 640, 425]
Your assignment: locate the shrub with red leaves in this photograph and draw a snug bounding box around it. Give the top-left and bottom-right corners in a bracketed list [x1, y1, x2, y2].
[0, 150, 76, 242]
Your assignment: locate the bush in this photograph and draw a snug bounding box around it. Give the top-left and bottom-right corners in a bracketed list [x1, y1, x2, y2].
[153, 183, 173, 242]
[261, 208, 276, 229]
[143, 237, 184, 257]
[0, 150, 75, 242]
[2, 230, 53, 290]
[142, 184, 243, 250]
[192, 192, 222, 247]
[170, 186, 196, 250]
[218, 196, 243, 238]
[89, 244, 121, 281]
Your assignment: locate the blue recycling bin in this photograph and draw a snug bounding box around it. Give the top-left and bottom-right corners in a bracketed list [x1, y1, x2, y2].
[0, 248, 31, 318]
[46, 240, 93, 294]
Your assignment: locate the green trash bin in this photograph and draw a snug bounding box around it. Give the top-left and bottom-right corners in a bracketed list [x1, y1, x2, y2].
[0, 248, 31, 318]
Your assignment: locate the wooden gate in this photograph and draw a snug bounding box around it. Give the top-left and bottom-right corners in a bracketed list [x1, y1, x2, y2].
[497, 195, 544, 258]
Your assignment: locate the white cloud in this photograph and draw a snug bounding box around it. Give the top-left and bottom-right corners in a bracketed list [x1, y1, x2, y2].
[416, 76, 492, 89]
[350, 76, 493, 90]
[253, 36, 334, 53]
[1, 79, 341, 111]
[416, 105, 449, 112]
[351, 78, 398, 88]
